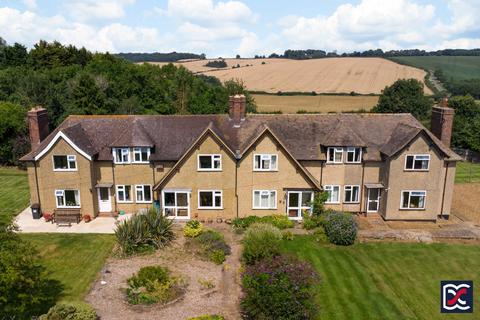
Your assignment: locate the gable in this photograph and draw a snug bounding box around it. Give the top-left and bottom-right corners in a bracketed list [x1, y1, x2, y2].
[34, 131, 92, 161]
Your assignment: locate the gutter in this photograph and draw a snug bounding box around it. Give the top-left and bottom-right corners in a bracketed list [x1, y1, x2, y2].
[440, 162, 449, 218]
[34, 161, 41, 208]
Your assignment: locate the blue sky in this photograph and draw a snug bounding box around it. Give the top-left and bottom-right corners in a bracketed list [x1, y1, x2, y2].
[1, 0, 479, 57]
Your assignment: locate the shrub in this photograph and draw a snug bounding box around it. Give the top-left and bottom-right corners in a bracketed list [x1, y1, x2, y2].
[312, 227, 328, 242]
[241, 255, 318, 319]
[232, 215, 294, 232]
[282, 230, 294, 240]
[184, 220, 203, 238]
[242, 223, 282, 265]
[303, 214, 324, 230]
[323, 212, 357, 245]
[126, 266, 185, 305]
[198, 278, 215, 290]
[39, 302, 97, 320]
[186, 229, 231, 264]
[114, 208, 175, 255]
[232, 216, 261, 232]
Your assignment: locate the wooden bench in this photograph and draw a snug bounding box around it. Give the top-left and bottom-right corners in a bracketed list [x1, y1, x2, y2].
[53, 209, 81, 226]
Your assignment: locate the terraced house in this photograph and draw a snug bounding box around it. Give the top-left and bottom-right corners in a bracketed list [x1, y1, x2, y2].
[20, 95, 460, 222]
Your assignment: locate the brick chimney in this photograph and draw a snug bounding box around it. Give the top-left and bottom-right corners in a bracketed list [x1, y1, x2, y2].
[27, 106, 49, 150]
[229, 94, 246, 126]
[431, 97, 454, 147]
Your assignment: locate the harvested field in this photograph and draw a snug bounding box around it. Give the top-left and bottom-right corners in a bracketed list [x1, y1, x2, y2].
[149, 58, 431, 94]
[253, 94, 379, 113]
[452, 183, 480, 224]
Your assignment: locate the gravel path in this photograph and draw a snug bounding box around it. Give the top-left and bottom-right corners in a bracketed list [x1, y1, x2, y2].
[86, 224, 242, 320]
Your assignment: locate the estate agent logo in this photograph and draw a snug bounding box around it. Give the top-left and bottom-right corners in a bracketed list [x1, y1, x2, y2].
[441, 281, 473, 313]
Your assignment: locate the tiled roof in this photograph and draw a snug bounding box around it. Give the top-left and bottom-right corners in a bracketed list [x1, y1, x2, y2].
[20, 113, 460, 162]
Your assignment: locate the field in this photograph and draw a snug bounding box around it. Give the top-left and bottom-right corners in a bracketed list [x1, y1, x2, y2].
[253, 94, 379, 113]
[0, 167, 29, 225]
[20, 233, 115, 302]
[455, 161, 480, 183]
[281, 236, 480, 320]
[389, 56, 480, 81]
[149, 58, 431, 94]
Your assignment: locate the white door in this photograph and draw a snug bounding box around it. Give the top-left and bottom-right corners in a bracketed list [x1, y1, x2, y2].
[367, 188, 381, 212]
[97, 187, 112, 212]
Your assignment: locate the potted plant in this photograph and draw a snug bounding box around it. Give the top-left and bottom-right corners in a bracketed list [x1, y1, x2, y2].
[83, 214, 92, 223]
[43, 213, 53, 222]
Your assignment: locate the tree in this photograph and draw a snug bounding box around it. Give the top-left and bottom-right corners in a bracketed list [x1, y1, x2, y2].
[372, 79, 432, 120]
[311, 191, 329, 216]
[448, 95, 480, 151]
[224, 79, 257, 113]
[69, 73, 107, 115]
[236, 54, 241, 59]
[0, 102, 27, 165]
[0, 224, 63, 318]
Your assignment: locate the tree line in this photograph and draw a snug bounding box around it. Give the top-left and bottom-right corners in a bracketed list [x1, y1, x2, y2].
[0, 39, 256, 166]
[115, 52, 206, 63]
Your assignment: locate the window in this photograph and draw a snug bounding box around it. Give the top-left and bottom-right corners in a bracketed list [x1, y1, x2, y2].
[346, 147, 362, 163]
[135, 185, 152, 203]
[405, 154, 430, 171]
[198, 190, 222, 209]
[116, 185, 132, 202]
[55, 189, 80, 208]
[253, 190, 277, 209]
[133, 147, 150, 163]
[53, 155, 77, 171]
[344, 185, 360, 203]
[324, 185, 340, 203]
[327, 147, 343, 163]
[253, 154, 278, 171]
[198, 154, 222, 171]
[401, 190, 426, 209]
[163, 190, 190, 218]
[113, 148, 130, 164]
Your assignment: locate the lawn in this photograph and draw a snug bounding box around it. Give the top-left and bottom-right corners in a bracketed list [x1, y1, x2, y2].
[281, 236, 480, 320]
[0, 166, 29, 225]
[389, 56, 480, 82]
[455, 161, 480, 183]
[20, 233, 115, 302]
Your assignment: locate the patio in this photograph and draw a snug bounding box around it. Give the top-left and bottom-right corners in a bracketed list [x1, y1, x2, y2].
[14, 207, 131, 234]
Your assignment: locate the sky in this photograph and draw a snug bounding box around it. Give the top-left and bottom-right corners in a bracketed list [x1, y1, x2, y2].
[0, 0, 479, 57]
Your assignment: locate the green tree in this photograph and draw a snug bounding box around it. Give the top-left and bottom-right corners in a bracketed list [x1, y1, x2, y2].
[224, 79, 257, 113]
[372, 79, 432, 120]
[0, 102, 27, 165]
[448, 95, 480, 151]
[311, 191, 329, 216]
[69, 73, 107, 115]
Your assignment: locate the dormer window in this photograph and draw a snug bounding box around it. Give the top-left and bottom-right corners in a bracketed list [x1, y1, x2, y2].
[133, 147, 150, 163]
[327, 147, 343, 163]
[346, 147, 362, 163]
[53, 155, 77, 171]
[113, 148, 130, 164]
[405, 154, 430, 171]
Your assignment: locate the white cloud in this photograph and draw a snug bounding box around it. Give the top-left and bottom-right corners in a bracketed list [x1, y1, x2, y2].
[64, 0, 136, 21]
[22, 0, 37, 11]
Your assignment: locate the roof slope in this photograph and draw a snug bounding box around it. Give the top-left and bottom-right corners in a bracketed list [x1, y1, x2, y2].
[20, 113, 460, 162]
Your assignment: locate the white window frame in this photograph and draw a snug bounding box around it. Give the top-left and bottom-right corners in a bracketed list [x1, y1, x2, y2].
[252, 190, 277, 209]
[55, 189, 81, 208]
[404, 154, 430, 171]
[135, 185, 152, 203]
[344, 185, 360, 203]
[162, 190, 191, 219]
[52, 155, 77, 171]
[345, 147, 362, 163]
[287, 191, 314, 220]
[253, 154, 278, 171]
[116, 185, 133, 203]
[400, 190, 427, 210]
[327, 147, 343, 164]
[198, 190, 223, 209]
[132, 147, 150, 163]
[197, 154, 222, 171]
[113, 148, 130, 164]
[324, 185, 341, 204]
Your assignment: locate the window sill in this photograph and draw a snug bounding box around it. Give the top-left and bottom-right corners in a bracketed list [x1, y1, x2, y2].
[403, 169, 429, 172]
[117, 201, 134, 204]
[53, 169, 78, 172]
[56, 206, 81, 209]
[253, 169, 279, 172]
[114, 163, 131, 165]
[197, 169, 222, 172]
[399, 208, 426, 211]
[252, 207, 277, 210]
[132, 161, 150, 164]
[344, 201, 360, 204]
[136, 201, 153, 204]
[198, 207, 223, 210]
[325, 162, 343, 165]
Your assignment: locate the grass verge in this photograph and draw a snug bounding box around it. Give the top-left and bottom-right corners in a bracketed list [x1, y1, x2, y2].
[0, 167, 29, 225]
[281, 236, 480, 319]
[20, 233, 115, 302]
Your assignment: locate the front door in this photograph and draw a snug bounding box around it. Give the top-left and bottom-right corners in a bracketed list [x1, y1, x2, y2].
[366, 188, 381, 212]
[287, 191, 314, 220]
[97, 187, 112, 212]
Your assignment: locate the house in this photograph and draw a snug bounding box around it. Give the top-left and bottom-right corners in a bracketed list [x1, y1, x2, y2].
[20, 95, 460, 221]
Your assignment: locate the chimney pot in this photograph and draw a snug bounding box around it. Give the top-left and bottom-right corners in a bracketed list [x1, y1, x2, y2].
[27, 106, 49, 151]
[431, 98, 454, 148]
[228, 94, 246, 125]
